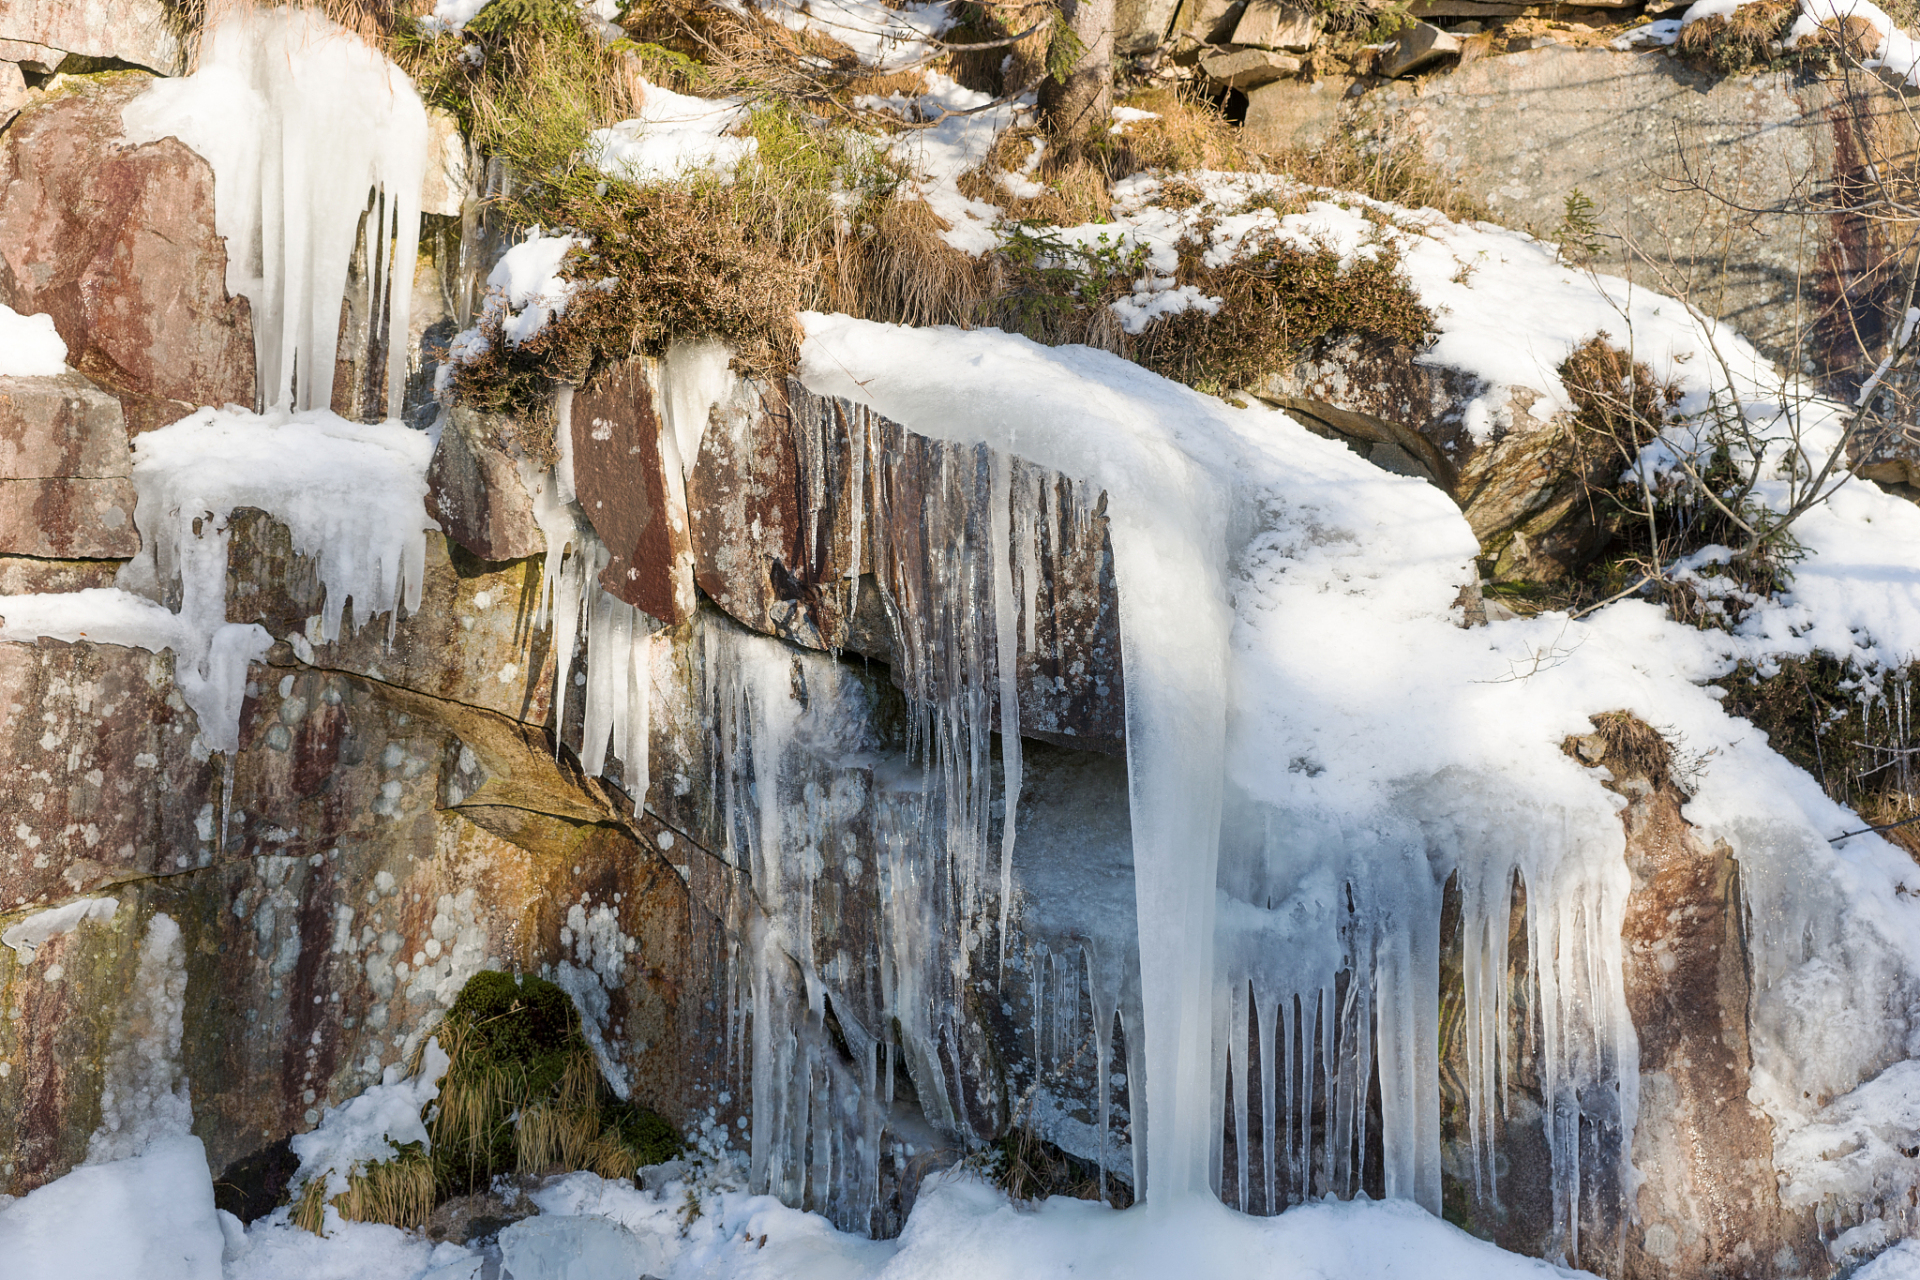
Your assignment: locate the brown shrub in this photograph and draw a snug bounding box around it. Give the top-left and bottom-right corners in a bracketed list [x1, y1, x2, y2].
[1132, 238, 1435, 394]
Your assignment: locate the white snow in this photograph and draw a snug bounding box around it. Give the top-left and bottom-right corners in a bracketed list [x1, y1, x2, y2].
[0, 304, 69, 376]
[861, 73, 1026, 254]
[288, 1038, 451, 1202]
[749, 0, 954, 71]
[588, 82, 759, 185]
[122, 6, 428, 415]
[419, 0, 494, 34]
[1, 896, 117, 960]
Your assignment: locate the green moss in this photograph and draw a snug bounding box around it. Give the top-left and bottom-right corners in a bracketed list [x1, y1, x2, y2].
[444, 969, 581, 1094]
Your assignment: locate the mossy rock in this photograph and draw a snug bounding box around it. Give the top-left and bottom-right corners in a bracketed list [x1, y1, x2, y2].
[444, 970, 581, 1097]
[602, 1099, 683, 1168]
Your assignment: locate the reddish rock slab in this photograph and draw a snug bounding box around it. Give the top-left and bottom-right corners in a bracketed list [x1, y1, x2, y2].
[0, 372, 132, 481]
[0, 477, 138, 558]
[571, 362, 696, 625]
[425, 406, 546, 563]
[0, 556, 122, 593]
[0, 0, 186, 75]
[689, 378, 1126, 752]
[0, 638, 211, 914]
[0, 75, 255, 435]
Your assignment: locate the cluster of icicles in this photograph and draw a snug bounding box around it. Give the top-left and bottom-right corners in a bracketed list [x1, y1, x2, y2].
[107, 4, 1644, 1256]
[533, 371, 1634, 1258]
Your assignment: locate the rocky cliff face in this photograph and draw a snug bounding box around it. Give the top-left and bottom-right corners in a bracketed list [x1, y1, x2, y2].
[1, 15, 1917, 1280]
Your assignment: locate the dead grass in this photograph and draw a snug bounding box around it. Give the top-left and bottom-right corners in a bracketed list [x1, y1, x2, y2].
[1269, 127, 1488, 224]
[1132, 233, 1435, 395]
[1674, 0, 1799, 72]
[292, 1146, 438, 1233]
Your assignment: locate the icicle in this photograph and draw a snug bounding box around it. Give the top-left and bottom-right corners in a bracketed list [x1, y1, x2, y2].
[122, 5, 428, 418]
[989, 453, 1023, 977]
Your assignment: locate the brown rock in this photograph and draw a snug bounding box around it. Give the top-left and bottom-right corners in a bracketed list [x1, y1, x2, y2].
[1199, 46, 1302, 88]
[1379, 22, 1461, 77]
[224, 514, 558, 727]
[425, 406, 545, 563]
[1588, 715, 1822, 1279]
[0, 478, 137, 558]
[0, 372, 131, 481]
[0, 75, 256, 435]
[571, 362, 696, 626]
[0, 639, 212, 915]
[0, 59, 24, 130]
[0, 0, 186, 75]
[1229, 0, 1319, 50]
[1242, 75, 1358, 154]
[0, 556, 121, 593]
[1179, 0, 1251, 44]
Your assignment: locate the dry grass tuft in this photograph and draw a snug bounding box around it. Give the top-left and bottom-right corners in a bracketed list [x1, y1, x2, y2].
[1675, 0, 1798, 72]
[1132, 234, 1435, 395]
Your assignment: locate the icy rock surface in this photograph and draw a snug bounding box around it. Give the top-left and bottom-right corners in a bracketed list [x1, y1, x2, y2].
[87, 914, 194, 1164]
[121, 5, 428, 415]
[1, 895, 117, 960]
[498, 1214, 668, 1280]
[796, 309, 1920, 1253]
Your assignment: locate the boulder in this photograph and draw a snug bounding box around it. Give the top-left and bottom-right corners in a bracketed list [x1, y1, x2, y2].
[0, 75, 255, 435]
[1115, 0, 1185, 53]
[0, 0, 186, 77]
[571, 361, 697, 626]
[1378, 22, 1461, 77]
[424, 406, 546, 564]
[1348, 46, 1920, 376]
[1199, 46, 1302, 88]
[1178, 0, 1252, 45]
[0, 59, 24, 130]
[0, 372, 138, 560]
[1229, 0, 1319, 50]
[1241, 74, 1357, 153]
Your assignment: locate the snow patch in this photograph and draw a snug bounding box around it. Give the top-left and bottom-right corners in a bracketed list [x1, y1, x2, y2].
[0, 304, 69, 376]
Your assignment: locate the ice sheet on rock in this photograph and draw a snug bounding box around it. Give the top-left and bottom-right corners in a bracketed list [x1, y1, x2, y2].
[0, 1135, 224, 1280]
[588, 82, 759, 185]
[793, 312, 1920, 1248]
[123, 405, 435, 645]
[289, 1038, 450, 1199]
[3, 403, 432, 752]
[1, 896, 117, 960]
[122, 6, 427, 415]
[88, 914, 194, 1164]
[0, 303, 69, 376]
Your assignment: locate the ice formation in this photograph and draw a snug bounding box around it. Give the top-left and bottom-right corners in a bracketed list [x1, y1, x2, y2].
[1, 896, 118, 961]
[795, 302, 1920, 1256]
[0, 407, 433, 751]
[87, 914, 195, 1165]
[122, 5, 428, 415]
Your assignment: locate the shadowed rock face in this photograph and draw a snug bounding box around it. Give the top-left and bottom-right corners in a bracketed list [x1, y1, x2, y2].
[0, 75, 255, 434]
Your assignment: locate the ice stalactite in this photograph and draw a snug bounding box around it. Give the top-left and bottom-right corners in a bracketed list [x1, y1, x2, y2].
[122, 4, 429, 417]
[526, 389, 660, 809]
